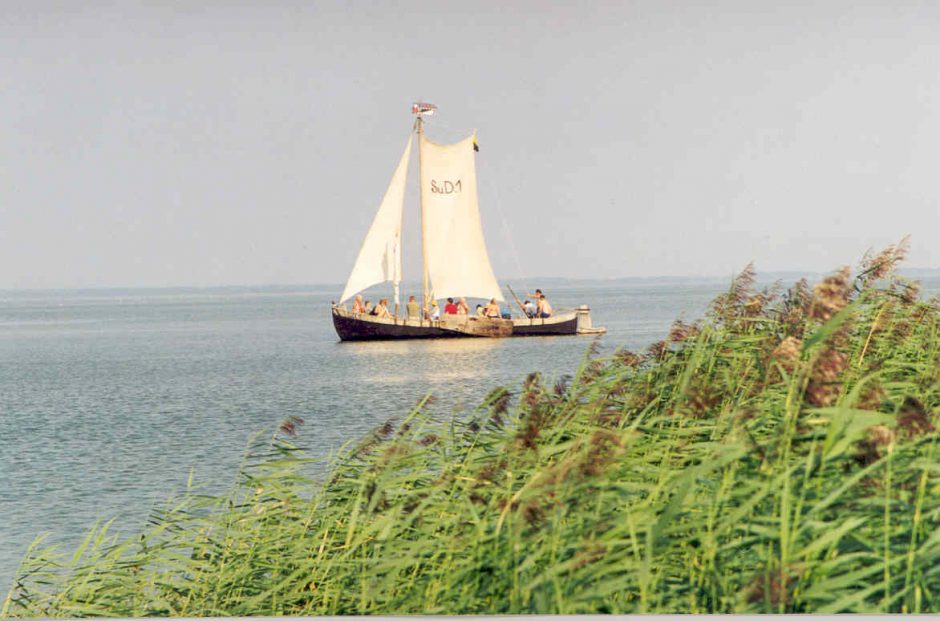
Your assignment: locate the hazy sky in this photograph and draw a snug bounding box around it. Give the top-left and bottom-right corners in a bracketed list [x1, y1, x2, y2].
[2, 1, 938, 289]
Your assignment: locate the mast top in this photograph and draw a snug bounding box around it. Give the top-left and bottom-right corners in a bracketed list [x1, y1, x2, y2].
[412, 102, 437, 118]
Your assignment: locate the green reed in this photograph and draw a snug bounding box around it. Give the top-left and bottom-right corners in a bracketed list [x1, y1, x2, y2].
[4, 240, 940, 616]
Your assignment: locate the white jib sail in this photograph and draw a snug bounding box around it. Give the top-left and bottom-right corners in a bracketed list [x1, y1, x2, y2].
[340, 135, 412, 303]
[420, 133, 504, 302]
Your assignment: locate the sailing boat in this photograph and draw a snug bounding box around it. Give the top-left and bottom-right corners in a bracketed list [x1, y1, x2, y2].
[331, 103, 604, 341]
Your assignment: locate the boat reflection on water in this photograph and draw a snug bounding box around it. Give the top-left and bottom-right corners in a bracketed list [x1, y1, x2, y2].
[335, 337, 506, 385]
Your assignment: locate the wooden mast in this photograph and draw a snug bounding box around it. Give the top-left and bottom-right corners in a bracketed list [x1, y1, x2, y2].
[416, 114, 430, 318]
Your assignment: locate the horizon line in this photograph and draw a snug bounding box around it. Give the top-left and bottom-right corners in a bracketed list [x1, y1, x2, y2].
[3, 266, 939, 294]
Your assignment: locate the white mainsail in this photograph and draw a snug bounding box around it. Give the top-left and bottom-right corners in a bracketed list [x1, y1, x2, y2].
[420, 133, 504, 302]
[339, 135, 412, 304]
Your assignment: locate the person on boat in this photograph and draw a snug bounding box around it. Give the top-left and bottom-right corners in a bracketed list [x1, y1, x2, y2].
[374, 298, 392, 319]
[364, 300, 373, 315]
[536, 293, 553, 318]
[484, 298, 501, 318]
[429, 300, 441, 320]
[522, 299, 536, 317]
[475, 304, 485, 317]
[444, 298, 458, 315]
[406, 295, 420, 320]
[528, 289, 553, 318]
[352, 294, 366, 314]
[457, 297, 469, 315]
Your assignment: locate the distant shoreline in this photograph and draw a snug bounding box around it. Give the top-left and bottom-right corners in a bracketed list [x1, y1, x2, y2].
[3, 267, 939, 295]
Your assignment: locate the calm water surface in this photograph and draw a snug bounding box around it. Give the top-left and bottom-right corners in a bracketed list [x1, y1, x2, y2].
[2, 276, 937, 589]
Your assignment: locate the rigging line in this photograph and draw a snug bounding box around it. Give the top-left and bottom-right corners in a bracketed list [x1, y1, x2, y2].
[477, 154, 531, 298]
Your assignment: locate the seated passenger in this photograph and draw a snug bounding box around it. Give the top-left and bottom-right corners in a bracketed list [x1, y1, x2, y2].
[457, 297, 469, 315]
[364, 301, 374, 315]
[352, 294, 366, 314]
[430, 300, 441, 320]
[484, 298, 501, 318]
[374, 298, 392, 319]
[537, 293, 553, 318]
[475, 304, 485, 317]
[406, 295, 420, 320]
[444, 298, 458, 315]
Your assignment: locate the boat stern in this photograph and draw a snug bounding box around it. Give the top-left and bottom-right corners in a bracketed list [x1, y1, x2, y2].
[575, 304, 606, 335]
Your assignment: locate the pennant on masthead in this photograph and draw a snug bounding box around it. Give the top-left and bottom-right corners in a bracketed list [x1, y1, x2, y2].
[412, 102, 437, 117]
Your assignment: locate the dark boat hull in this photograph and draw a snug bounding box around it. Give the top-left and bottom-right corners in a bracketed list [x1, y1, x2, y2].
[511, 314, 579, 336]
[333, 312, 465, 341]
[332, 307, 603, 341]
[332, 307, 513, 341]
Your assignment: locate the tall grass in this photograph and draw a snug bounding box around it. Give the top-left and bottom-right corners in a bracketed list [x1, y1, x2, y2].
[4, 242, 940, 616]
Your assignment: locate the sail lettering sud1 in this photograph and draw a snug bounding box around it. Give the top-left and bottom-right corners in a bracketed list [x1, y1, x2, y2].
[330, 103, 604, 341]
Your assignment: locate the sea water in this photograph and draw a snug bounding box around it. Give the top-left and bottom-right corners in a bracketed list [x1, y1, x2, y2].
[2, 276, 937, 590]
